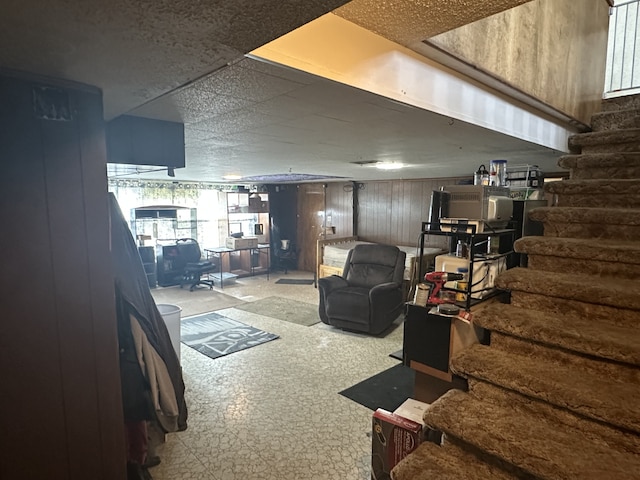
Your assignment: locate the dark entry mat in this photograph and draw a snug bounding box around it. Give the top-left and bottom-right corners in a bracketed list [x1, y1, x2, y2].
[339, 364, 414, 412]
[389, 349, 403, 361]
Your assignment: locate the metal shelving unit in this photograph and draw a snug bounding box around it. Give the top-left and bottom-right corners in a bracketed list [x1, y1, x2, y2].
[418, 221, 515, 310]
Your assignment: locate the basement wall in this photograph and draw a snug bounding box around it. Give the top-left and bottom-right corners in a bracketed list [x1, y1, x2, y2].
[0, 72, 125, 478]
[426, 0, 610, 126]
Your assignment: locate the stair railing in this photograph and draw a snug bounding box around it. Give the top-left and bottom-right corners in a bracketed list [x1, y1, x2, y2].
[604, 0, 640, 97]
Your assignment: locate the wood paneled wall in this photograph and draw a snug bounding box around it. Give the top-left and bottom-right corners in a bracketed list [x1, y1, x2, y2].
[291, 178, 471, 273]
[356, 177, 467, 248]
[0, 73, 125, 478]
[325, 182, 354, 238]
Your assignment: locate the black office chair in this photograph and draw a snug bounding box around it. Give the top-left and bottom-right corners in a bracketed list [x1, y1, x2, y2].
[175, 238, 216, 291]
[275, 240, 297, 273]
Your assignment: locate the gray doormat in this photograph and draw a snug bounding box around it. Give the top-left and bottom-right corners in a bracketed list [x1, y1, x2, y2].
[275, 278, 315, 285]
[234, 296, 320, 326]
[181, 311, 279, 360]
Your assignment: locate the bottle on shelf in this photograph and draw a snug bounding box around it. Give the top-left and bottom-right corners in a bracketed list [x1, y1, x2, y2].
[456, 240, 468, 258]
[455, 267, 468, 302]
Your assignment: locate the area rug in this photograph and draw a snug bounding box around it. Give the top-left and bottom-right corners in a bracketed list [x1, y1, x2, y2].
[233, 296, 320, 326]
[275, 278, 315, 285]
[180, 311, 279, 360]
[151, 287, 246, 317]
[339, 364, 415, 412]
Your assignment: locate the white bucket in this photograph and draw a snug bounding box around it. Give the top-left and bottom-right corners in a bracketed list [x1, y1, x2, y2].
[157, 303, 182, 362]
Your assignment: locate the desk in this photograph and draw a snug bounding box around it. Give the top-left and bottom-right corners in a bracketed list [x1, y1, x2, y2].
[205, 244, 270, 288]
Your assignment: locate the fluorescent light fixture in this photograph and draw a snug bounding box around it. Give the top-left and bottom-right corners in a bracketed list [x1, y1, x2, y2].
[375, 162, 405, 170]
[223, 174, 242, 180]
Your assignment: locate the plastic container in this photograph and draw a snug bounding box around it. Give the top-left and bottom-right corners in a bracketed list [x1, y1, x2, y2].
[490, 159, 508, 187]
[455, 240, 468, 258]
[413, 283, 430, 306]
[157, 303, 182, 362]
[455, 267, 469, 302]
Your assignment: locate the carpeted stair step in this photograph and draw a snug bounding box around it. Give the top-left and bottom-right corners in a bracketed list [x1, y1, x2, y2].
[568, 128, 640, 154]
[473, 303, 640, 366]
[391, 440, 523, 480]
[509, 289, 639, 329]
[529, 206, 640, 240]
[423, 389, 640, 480]
[514, 236, 640, 279]
[591, 108, 640, 131]
[451, 344, 640, 433]
[495, 267, 640, 312]
[557, 153, 640, 179]
[496, 267, 640, 328]
[545, 179, 640, 208]
[601, 93, 640, 112]
[466, 380, 640, 455]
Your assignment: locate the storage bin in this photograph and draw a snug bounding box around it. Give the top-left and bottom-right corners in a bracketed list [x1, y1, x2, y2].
[157, 304, 182, 362]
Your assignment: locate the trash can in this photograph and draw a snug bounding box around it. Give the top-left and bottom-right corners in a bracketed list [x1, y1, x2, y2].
[156, 304, 182, 362]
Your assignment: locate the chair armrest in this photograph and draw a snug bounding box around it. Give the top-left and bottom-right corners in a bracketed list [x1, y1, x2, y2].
[370, 282, 403, 309]
[317, 275, 348, 296]
[370, 282, 400, 295]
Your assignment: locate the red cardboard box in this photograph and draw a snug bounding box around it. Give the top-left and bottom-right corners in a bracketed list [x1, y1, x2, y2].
[371, 408, 423, 480]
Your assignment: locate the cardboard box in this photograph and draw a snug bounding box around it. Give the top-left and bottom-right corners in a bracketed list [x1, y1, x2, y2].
[225, 236, 258, 249]
[371, 409, 422, 480]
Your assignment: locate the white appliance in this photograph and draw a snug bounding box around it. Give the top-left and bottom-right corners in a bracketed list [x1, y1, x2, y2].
[435, 254, 507, 299]
[444, 185, 513, 229]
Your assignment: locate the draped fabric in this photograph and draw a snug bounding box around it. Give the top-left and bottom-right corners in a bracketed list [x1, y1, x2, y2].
[109, 192, 188, 432]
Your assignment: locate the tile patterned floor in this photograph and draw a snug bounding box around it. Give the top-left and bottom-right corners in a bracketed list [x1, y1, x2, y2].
[149, 272, 405, 479]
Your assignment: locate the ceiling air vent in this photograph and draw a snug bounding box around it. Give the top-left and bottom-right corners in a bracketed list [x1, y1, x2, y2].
[351, 160, 380, 166]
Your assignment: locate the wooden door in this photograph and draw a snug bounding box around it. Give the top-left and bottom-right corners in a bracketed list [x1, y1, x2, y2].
[296, 184, 326, 272]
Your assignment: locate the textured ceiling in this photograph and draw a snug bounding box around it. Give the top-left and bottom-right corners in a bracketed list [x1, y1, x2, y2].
[124, 56, 563, 183]
[0, 0, 564, 183]
[335, 0, 534, 46]
[0, 0, 348, 118]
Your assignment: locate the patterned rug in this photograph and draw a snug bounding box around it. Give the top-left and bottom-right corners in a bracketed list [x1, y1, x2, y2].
[233, 296, 320, 327]
[181, 311, 279, 360]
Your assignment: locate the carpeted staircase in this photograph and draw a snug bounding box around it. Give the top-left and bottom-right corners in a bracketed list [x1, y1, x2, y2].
[392, 94, 640, 479]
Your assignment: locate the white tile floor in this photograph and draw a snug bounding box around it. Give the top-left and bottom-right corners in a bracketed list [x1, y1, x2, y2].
[149, 271, 405, 480]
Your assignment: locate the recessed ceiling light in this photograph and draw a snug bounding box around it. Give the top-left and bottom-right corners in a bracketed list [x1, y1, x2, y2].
[223, 174, 242, 180]
[375, 162, 405, 170]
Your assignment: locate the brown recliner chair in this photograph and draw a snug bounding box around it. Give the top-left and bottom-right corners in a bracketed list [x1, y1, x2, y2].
[318, 244, 406, 335]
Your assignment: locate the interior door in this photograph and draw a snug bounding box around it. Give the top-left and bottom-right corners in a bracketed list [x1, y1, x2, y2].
[296, 184, 325, 272]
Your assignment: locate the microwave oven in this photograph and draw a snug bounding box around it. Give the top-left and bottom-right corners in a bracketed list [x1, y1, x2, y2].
[443, 185, 512, 229]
